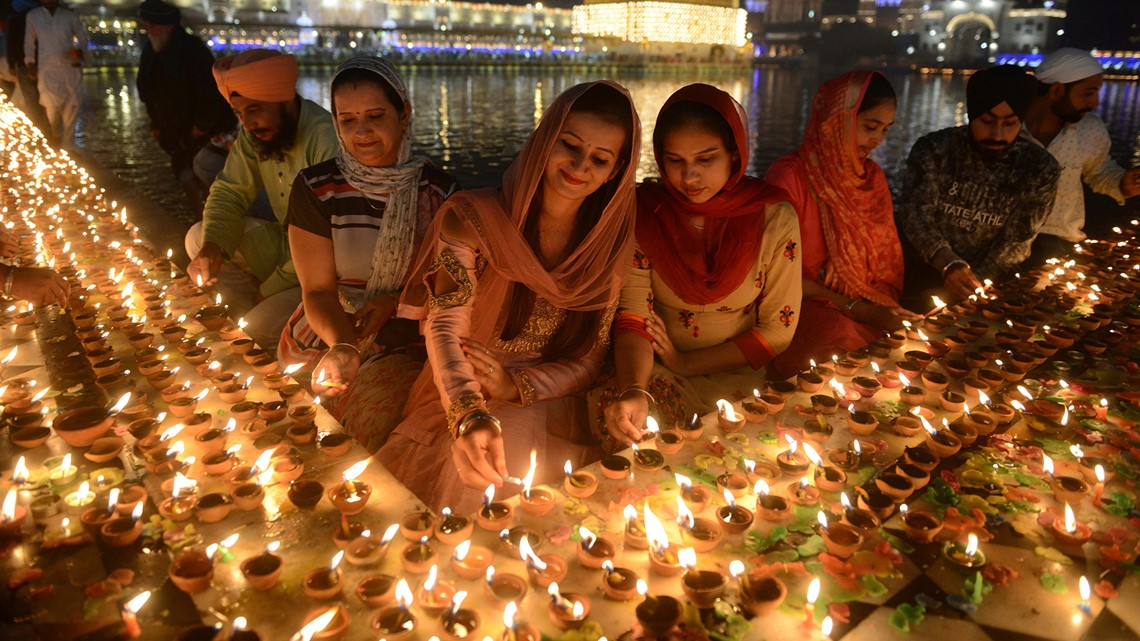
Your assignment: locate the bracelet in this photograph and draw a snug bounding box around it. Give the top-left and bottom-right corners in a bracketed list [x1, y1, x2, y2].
[845, 298, 862, 312]
[941, 258, 969, 278]
[2, 266, 14, 298]
[618, 384, 656, 408]
[329, 342, 361, 356]
[457, 411, 502, 439]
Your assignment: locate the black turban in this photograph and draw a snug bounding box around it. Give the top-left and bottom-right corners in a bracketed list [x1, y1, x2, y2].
[138, 0, 181, 25]
[966, 65, 1036, 121]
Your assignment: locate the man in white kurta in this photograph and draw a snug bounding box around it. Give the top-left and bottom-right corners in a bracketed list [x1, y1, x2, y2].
[1023, 48, 1140, 263]
[23, 0, 86, 149]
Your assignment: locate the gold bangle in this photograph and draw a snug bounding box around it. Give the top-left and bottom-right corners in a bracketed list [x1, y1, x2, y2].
[618, 384, 655, 408]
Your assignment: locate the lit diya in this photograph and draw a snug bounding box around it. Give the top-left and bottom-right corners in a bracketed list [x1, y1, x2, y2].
[346, 524, 399, 567]
[520, 535, 566, 588]
[476, 485, 514, 531]
[678, 548, 726, 608]
[415, 564, 456, 617]
[562, 460, 598, 498]
[575, 526, 616, 569]
[450, 539, 493, 579]
[518, 451, 556, 516]
[942, 533, 987, 571]
[716, 489, 754, 535]
[1050, 503, 1092, 547]
[546, 582, 590, 631]
[644, 505, 682, 576]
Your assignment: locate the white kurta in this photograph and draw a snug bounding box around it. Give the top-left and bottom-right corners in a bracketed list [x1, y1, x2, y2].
[23, 6, 86, 148]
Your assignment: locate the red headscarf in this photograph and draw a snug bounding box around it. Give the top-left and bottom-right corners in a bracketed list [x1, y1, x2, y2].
[636, 84, 789, 306]
[794, 71, 903, 306]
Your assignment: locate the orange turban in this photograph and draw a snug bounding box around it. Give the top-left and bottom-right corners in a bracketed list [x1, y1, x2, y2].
[212, 49, 298, 105]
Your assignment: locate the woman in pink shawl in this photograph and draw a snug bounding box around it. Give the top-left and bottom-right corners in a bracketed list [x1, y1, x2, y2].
[767, 71, 922, 379]
[375, 81, 640, 513]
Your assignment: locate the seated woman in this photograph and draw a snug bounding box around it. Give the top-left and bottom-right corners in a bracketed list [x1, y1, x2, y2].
[375, 81, 640, 512]
[280, 56, 456, 452]
[599, 84, 801, 446]
[766, 71, 922, 380]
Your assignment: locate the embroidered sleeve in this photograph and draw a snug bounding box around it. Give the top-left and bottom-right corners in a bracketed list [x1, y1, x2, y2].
[446, 393, 489, 439]
[425, 248, 474, 311]
[597, 301, 619, 349]
[506, 369, 537, 407]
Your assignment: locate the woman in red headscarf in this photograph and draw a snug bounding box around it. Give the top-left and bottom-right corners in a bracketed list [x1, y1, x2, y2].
[599, 84, 802, 445]
[766, 71, 923, 380]
[376, 81, 639, 513]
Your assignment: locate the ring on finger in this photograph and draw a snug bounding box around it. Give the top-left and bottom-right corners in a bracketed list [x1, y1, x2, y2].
[487, 365, 494, 375]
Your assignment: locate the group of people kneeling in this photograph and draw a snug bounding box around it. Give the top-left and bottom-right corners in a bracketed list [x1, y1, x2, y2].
[178, 47, 1138, 513]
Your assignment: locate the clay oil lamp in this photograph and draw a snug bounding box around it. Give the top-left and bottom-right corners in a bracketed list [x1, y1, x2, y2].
[716, 399, 745, 432]
[814, 463, 847, 493]
[942, 533, 987, 572]
[850, 375, 882, 398]
[272, 455, 304, 483]
[517, 453, 556, 516]
[371, 579, 416, 639]
[449, 539, 493, 579]
[415, 564, 457, 617]
[753, 480, 794, 523]
[631, 443, 665, 473]
[675, 473, 711, 513]
[742, 458, 780, 487]
[425, 506, 472, 546]
[193, 421, 229, 455]
[600, 453, 632, 480]
[923, 417, 962, 458]
[833, 356, 859, 377]
[809, 393, 839, 415]
[825, 440, 862, 472]
[716, 470, 750, 500]
[0, 490, 29, 537]
[787, 476, 821, 507]
[899, 504, 943, 544]
[194, 492, 234, 523]
[81, 487, 118, 536]
[741, 390, 769, 422]
[217, 377, 251, 405]
[897, 373, 928, 406]
[63, 480, 97, 516]
[401, 536, 439, 575]
[797, 367, 825, 393]
[168, 388, 207, 419]
[45, 454, 79, 490]
[894, 462, 931, 490]
[168, 548, 214, 594]
[278, 382, 307, 404]
[676, 496, 723, 552]
[838, 493, 881, 537]
[947, 418, 978, 447]
[347, 524, 399, 567]
[635, 579, 683, 639]
[903, 446, 940, 473]
[818, 511, 864, 559]
[1045, 454, 1089, 506]
[846, 403, 878, 436]
[562, 460, 599, 498]
[288, 403, 319, 428]
[440, 590, 481, 640]
[545, 582, 590, 632]
[519, 535, 567, 588]
[676, 548, 726, 609]
[857, 489, 896, 520]
[241, 541, 283, 591]
[484, 566, 529, 606]
[287, 479, 324, 510]
[735, 562, 787, 618]
[766, 379, 797, 400]
[654, 427, 685, 457]
[576, 526, 616, 569]
[776, 437, 810, 476]
[303, 551, 344, 600]
[644, 505, 683, 577]
[940, 390, 966, 413]
[355, 573, 397, 608]
[399, 510, 434, 541]
[962, 406, 997, 435]
[258, 400, 288, 422]
[328, 459, 372, 516]
[1051, 503, 1092, 547]
[716, 489, 754, 535]
[476, 485, 514, 531]
[231, 479, 264, 511]
[623, 504, 649, 549]
[874, 472, 914, 503]
[895, 359, 922, 381]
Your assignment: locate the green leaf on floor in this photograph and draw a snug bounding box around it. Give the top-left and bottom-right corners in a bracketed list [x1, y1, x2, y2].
[1079, 419, 1110, 433]
[761, 549, 801, 565]
[676, 464, 719, 488]
[924, 479, 961, 515]
[1101, 492, 1136, 517]
[1115, 463, 1139, 481]
[888, 603, 926, 633]
[757, 431, 778, 445]
[1035, 546, 1074, 565]
[1037, 437, 1075, 458]
[745, 526, 788, 554]
[796, 534, 826, 558]
[789, 506, 824, 534]
[882, 531, 915, 555]
[963, 572, 992, 604]
[1013, 473, 1050, 490]
[1040, 573, 1068, 593]
[860, 573, 888, 597]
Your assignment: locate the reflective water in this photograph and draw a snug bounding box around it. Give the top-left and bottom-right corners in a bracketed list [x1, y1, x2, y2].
[78, 67, 1140, 225]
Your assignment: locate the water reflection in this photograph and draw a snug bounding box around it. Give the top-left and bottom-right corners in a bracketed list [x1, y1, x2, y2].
[77, 67, 1140, 225]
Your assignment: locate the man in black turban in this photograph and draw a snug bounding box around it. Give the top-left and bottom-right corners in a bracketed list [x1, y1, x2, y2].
[896, 65, 1061, 308]
[136, 0, 236, 216]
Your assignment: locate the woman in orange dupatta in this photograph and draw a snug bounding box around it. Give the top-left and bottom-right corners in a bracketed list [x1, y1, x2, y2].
[375, 81, 639, 513]
[767, 71, 922, 379]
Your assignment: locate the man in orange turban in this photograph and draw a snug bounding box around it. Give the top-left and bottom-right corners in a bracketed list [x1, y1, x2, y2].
[185, 49, 337, 353]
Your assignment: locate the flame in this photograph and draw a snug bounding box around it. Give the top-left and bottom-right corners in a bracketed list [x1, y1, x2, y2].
[206, 544, 219, 560]
[297, 607, 339, 641]
[342, 459, 369, 483]
[159, 423, 185, 442]
[423, 564, 438, 591]
[806, 577, 821, 605]
[1095, 464, 1105, 484]
[220, 533, 239, 549]
[578, 527, 597, 550]
[917, 329, 929, 342]
[1079, 576, 1091, 601]
[58, 453, 72, 472]
[853, 439, 862, 455]
[637, 578, 649, 597]
[816, 511, 829, 531]
[267, 541, 281, 553]
[1016, 385, 1033, 401]
[931, 295, 946, 309]
[283, 363, 303, 375]
[1, 490, 16, 521]
[1042, 455, 1055, 476]
[1069, 444, 1084, 459]
[722, 488, 736, 508]
[381, 523, 399, 544]
[252, 450, 273, 475]
[503, 601, 518, 629]
[12, 456, 29, 484]
[485, 566, 496, 583]
[107, 487, 121, 508]
[643, 504, 670, 553]
[677, 547, 697, 571]
[75, 481, 91, 503]
[454, 540, 471, 561]
[840, 493, 852, 510]
[623, 504, 638, 521]
[482, 484, 495, 507]
[978, 390, 991, 406]
[753, 479, 770, 495]
[1063, 504, 1076, 534]
[829, 379, 847, 398]
[1010, 399, 1027, 412]
[645, 415, 660, 435]
[572, 600, 585, 619]
[674, 473, 692, 491]
[919, 416, 938, 436]
[965, 533, 979, 557]
[821, 615, 834, 638]
[564, 460, 573, 476]
[899, 373, 911, 387]
[521, 449, 537, 495]
[125, 591, 151, 614]
[802, 442, 823, 467]
[518, 535, 546, 571]
[171, 472, 196, 498]
[716, 399, 736, 421]
[729, 559, 745, 578]
[675, 495, 695, 530]
[1, 347, 17, 365]
[743, 458, 755, 474]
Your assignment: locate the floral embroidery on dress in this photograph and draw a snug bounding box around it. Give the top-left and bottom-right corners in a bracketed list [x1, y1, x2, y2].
[754, 269, 766, 290]
[783, 239, 798, 262]
[633, 249, 651, 270]
[678, 310, 695, 329]
[716, 305, 732, 312]
[779, 305, 795, 328]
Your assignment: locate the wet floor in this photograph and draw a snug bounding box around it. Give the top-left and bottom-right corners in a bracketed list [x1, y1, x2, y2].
[71, 66, 1140, 246]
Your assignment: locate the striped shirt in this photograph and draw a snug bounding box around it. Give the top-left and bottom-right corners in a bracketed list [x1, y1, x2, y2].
[286, 158, 457, 285]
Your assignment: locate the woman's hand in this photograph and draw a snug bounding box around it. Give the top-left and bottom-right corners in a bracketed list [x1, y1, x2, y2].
[0, 228, 19, 259]
[353, 294, 397, 340]
[451, 419, 508, 489]
[645, 311, 692, 376]
[943, 263, 984, 300]
[603, 393, 649, 446]
[312, 343, 361, 397]
[854, 302, 925, 332]
[11, 267, 69, 306]
[461, 338, 519, 402]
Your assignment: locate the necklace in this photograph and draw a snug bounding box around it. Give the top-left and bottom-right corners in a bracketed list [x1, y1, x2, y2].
[686, 216, 705, 231]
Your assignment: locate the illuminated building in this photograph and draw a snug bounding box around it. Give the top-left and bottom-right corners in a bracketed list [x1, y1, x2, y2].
[571, 0, 748, 47]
